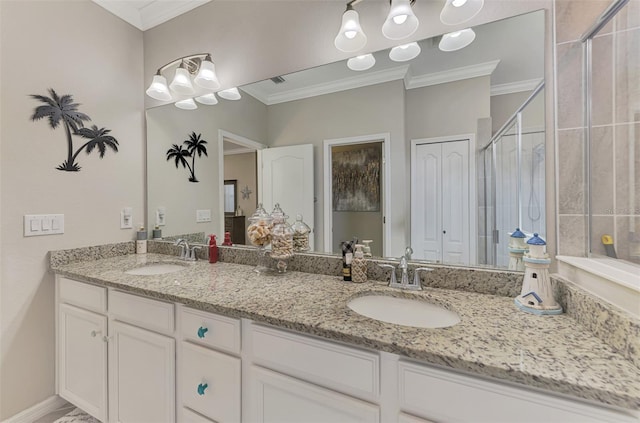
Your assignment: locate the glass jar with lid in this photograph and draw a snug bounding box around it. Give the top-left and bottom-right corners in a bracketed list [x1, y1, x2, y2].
[291, 214, 311, 252]
[269, 204, 294, 261]
[247, 203, 273, 273]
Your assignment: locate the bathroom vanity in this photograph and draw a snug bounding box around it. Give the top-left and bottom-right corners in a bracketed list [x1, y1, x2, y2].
[51, 249, 639, 423]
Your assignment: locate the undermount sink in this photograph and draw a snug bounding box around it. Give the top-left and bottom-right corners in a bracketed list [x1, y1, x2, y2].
[347, 295, 460, 328]
[124, 263, 186, 276]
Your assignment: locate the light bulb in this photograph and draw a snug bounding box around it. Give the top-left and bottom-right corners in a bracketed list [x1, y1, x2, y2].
[452, 0, 467, 7]
[345, 30, 357, 39]
[393, 14, 408, 24]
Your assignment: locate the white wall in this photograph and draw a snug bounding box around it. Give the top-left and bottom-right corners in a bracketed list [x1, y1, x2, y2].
[0, 0, 144, 418]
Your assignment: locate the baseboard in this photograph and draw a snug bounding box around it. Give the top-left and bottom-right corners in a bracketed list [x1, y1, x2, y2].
[2, 395, 70, 423]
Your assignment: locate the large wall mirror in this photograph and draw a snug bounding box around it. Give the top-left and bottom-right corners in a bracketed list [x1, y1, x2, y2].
[146, 9, 545, 270]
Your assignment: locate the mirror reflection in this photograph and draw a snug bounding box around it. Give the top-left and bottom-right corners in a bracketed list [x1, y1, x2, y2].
[146, 10, 545, 270]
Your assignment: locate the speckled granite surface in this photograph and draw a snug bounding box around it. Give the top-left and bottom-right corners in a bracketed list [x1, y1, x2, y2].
[50, 253, 640, 411]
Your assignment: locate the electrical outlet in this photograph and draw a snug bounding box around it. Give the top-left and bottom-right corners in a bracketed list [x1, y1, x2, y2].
[156, 207, 166, 226]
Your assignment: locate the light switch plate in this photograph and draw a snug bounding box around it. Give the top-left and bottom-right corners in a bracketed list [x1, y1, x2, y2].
[156, 207, 166, 226]
[196, 209, 211, 223]
[121, 207, 133, 229]
[24, 214, 64, 237]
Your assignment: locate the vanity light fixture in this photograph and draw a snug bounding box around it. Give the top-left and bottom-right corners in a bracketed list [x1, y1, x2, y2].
[347, 54, 376, 71]
[175, 98, 198, 110]
[382, 0, 419, 40]
[334, 1, 368, 52]
[438, 28, 476, 51]
[217, 87, 242, 100]
[195, 93, 219, 105]
[145, 53, 221, 106]
[439, 0, 484, 25]
[389, 41, 421, 62]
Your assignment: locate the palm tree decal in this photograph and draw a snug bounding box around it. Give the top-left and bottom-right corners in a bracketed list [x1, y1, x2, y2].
[30, 88, 119, 171]
[166, 132, 208, 183]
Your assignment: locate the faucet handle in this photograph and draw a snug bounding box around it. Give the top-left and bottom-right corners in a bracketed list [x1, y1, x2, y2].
[378, 264, 397, 286]
[411, 267, 432, 290]
[189, 246, 202, 261]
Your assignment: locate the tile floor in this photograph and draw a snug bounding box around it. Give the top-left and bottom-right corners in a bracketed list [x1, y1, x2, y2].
[34, 405, 98, 423]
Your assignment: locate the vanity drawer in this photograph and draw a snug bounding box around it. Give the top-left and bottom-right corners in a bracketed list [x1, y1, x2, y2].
[398, 360, 628, 422]
[250, 323, 379, 402]
[58, 277, 106, 313]
[181, 341, 241, 423]
[109, 290, 174, 334]
[181, 307, 240, 355]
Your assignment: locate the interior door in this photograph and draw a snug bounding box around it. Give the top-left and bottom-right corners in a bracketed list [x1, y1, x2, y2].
[260, 144, 314, 248]
[412, 140, 470, 265]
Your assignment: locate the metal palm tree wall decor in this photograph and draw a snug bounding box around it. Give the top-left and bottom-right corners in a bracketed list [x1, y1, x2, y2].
[30, 88, 119, 171]
[166, 132, 208, 182]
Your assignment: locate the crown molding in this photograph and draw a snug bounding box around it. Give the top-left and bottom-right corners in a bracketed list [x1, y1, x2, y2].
[242, 65, 410, 106]
[405, 60, 500, 90]
[92, 0, 211, 31]
[490, 78, 543, 96]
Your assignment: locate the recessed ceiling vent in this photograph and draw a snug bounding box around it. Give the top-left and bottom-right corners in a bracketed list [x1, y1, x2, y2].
[270, 76, 286, 84]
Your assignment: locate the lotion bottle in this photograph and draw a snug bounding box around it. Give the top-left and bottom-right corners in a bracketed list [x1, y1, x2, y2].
[351, 244, 367, 283]
[136, 226, 147, 254]
[209, 234, 218, 263]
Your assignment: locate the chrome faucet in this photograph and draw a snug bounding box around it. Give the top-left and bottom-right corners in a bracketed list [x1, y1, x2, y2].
[174, 238, 199, 261]
[378, 247, 431, 290]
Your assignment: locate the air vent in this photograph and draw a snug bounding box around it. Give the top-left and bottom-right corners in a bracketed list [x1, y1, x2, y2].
[270, 76, 286, 84]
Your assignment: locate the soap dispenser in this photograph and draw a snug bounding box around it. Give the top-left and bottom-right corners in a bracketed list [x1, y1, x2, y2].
[351, 244, 367, 283]
[208, 234, 218, 263]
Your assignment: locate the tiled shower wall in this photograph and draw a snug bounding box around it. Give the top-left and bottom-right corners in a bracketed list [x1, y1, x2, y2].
[555, 0, 639, 261]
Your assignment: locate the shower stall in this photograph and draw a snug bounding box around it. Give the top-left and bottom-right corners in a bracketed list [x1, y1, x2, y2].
[482, 82, 546, 268]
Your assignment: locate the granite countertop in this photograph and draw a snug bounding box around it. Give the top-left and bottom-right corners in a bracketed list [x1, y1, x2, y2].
[51, 253, 640, 411]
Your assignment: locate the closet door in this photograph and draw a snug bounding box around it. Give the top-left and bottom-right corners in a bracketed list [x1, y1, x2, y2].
[413, 143, 442, 261]
[441, 141, 470, 265]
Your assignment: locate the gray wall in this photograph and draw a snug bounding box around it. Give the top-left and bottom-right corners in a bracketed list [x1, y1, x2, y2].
[0, 0, 144, 417]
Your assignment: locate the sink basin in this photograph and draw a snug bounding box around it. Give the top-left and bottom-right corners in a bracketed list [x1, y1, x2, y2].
[124, 263, 186, 276]
[347, 295, 460, 328]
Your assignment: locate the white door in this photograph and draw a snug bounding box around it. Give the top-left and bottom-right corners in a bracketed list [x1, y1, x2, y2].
[260, 144, 314, 248]
[58, 304, 108, 423]
[412, 140, 470, 265]
[109, 321, 175, 423]
[248, 366, 379, 423]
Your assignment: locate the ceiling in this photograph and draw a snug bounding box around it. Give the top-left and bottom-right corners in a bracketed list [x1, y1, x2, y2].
[91, 0, 211, 31]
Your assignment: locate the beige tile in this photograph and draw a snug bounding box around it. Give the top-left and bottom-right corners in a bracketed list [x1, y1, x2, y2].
[555, 0, 612, 43]
[558, 214, 586, 256]
[615, 28, 640, 124]
[590, 215, 615, 256]
[615, 123, 640, 215]
[556, 42, 584, 129]
[615, 216, 640, 263]
[557, 129, 585, 214]
[590, 126, 615, 215]
[591, 35, 614, 126]
[615, 0, 640, 31]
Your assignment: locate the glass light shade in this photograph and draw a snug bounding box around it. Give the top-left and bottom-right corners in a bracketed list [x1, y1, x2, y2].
[175, 98, 197, 110]
[347, 54, 376, 71]
[334, 9, 367, 52]
[439, 28, 476, 51]
[194, 58, 221, 90]
[146, 74, 172, 101]
[440, 0, 484, 25]
[169, 66, 195, 95]
[382, 0, 419, 40]
[218, 87, 241, 100]
[195, 93, 219, 105]
[389, 42, 421, 62]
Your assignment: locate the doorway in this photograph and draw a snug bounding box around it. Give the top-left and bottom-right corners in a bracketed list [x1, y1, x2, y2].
[323, 133, 391, 258]
[411, 134, 477, 265]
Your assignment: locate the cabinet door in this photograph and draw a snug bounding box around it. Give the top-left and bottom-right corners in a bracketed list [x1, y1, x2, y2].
[58, 304, 108, 422]
[109, 321, 175, 423]
[248, 366, 379, 423]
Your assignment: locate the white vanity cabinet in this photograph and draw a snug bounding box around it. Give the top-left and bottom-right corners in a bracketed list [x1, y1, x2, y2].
[244, 322, 381, 423]
[56, 276, 176, 423]
[179, 307, 241, 423]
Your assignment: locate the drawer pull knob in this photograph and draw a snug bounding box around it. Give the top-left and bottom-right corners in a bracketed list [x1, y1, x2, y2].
[197, 327, 209, 338]
[197, 383, 208, 395]
[90, 330, 101, 337]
